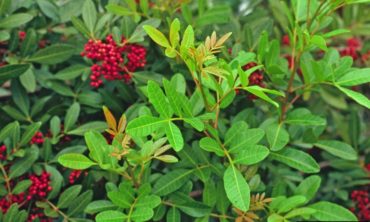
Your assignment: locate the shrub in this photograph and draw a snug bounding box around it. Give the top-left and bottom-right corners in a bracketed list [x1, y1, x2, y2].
[0, 0, 369, 221]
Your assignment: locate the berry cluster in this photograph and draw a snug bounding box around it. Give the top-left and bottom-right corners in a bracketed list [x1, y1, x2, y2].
[27, 172, 52, 200]
[81, 35, 147, 88]
[339, 37, 361, 61]
[243, 62, 265, 100]
[0, 145, 7, 160]
[30, 132, 44, 145]
[350, 190, 370, 221]
[69, 170, 82, 184]
[28, 207, 53, 222]
[0, 193, 25, 213]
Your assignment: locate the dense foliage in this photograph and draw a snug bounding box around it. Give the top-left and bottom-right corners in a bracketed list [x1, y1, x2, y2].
[0, 0, 369, 221]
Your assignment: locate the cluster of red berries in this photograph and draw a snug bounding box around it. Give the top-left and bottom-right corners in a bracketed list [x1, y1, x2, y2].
[27, 172, 52, 200]
[30, 131, 44, 145]
[339, 37, 361, 61]
[69, 170, 83, 184]
[242, 62, 265, 100]
[350, 189, 370, 221]
[81, 34, 147, 88]
[0, 193, 25, 213]
[0, 145, 7, 160]
[28, 208, 53, 222]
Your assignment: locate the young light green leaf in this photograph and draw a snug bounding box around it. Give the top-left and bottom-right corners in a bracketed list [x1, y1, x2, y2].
[309, 201, 357, 221]
[223, 166, 250, 211]
[143, 25, 171, 48]
[269, 148, 320, 173]
[244, 85, 279, 108]
[58, 153, 97, 170]
[27, 44, 75, 64]
[106, 4, 136, 16]
[170, 18, 181, 47]
[314, 140, 357, 160]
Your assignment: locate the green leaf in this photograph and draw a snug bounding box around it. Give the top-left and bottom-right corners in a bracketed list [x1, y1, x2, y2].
[285, 109, 326, 126]
[323, 29, 350, 38]
[85, 200, 116, 214]
[71, 16, 91, 38]
[54, 64, 88, 80]
[284, 207, 316, 219]
[336, 85, 370, 109]
[309, 201, 357, 221]
[233, 145, 270, 165]
[36, 0, 59, 21]
[19, 122, 41, 146]
[84, 131, 106, 164]
[143, 25, 170, 48]
[96, 211, 127, 222]
[126, 115, 166, 137]
[265, 123, 289, 151]
[128, 18, 161, 43]
[106, 4, 136, 16]
[269, 148, 320, 173]
[0, 121, 19, 143]
[267, 213, 284, 222]
[107, 190, 133, 209]
[244, 85, 279, 107]
[166, 207, 181, 222]
[277, 195, 306, 213]
[147, 80, 173, 118]
[19, 68, 36, 93]
[12, 180, 32, 194]
[57, 185, 82, 208]
[199, 137, 224, 156]
[183, 118, 204, 131]
[180, 25, 194, 56]
[154, 169, 193, 196]
[295, 175, 321, 203]
[9, 148, 39, 179]
[310, 35, 327, 51]
[64, 102, 80, 132]
[170, 18, 181, 47]
[336, 68, 370, 86]
[165, 122, 183, 152]
[130, 207, 154, 221]
[0, 64, 31, 81]
[228, 128, 265, 153]
[314, 140, 357, 160]
[82, 0, 96, 33]
[20, 29, 37, 56]
[223, 166, 250, 211]
[27, 44, 75, 64]
[66, 121, 107, 136]
[58, 153, 97, 170]
[155, 155, 179, 163]
[0, 13, 33, 29]
[67, 190, 93, 216]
